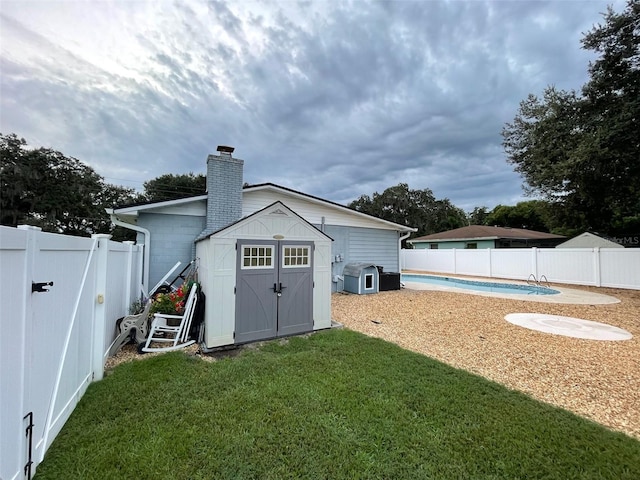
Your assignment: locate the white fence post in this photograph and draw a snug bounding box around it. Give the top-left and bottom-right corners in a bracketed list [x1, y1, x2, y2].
[531, 247, 538, 279]
[593, 247, 602, 287]
[8, 226, 41, 480]
[453, 249, 457, 274]
[92, 234, 112, 382]
[487, 248, 493, 278]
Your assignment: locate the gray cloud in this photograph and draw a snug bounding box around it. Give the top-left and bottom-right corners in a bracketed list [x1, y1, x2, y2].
[0, 0, 625, 212]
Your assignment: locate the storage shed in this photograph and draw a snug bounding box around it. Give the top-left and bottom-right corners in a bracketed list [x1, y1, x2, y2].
[196, 201, 333, 348]
[555, 232, 624, 249]
[343, 263, 379, 294]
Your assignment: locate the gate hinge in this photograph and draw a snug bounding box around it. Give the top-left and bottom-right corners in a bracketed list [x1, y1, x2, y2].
[234, 286, 236, 294]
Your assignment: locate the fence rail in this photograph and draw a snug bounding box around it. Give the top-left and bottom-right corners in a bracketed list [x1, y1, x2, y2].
[1, 225, 144, 480]
[401, 247, 640, 290]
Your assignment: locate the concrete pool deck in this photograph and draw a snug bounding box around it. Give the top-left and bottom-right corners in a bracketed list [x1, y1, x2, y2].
[401, 273, 620, 305]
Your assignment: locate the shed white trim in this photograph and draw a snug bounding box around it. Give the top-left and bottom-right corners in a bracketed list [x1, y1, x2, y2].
[196, 202, 333, 349]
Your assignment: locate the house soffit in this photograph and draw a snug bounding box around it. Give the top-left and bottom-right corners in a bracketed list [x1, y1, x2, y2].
[410, 236, 499, 243]
[112, 195, 207, 215]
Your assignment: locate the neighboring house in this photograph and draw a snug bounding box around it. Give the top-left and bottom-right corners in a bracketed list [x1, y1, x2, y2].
[407, 225, 565, 249]
[556, 232, 624, 249]
[108, 147, 416, 348]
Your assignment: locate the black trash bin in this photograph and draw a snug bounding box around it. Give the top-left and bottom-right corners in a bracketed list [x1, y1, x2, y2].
[377, 266, 401, 291]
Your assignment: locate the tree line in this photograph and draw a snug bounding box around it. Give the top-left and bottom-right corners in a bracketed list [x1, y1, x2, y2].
[1, 1, 637, 240]
[0, 132, 587, 241]
[502, 0, 639, 236]
[0, 132, 207, 239]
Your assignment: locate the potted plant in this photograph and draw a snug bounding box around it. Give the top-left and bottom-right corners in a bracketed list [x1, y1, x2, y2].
[150, 281, 195, 324]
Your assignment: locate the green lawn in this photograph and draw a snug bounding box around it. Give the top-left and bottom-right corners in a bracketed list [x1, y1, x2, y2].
[36, 329, 639, 479]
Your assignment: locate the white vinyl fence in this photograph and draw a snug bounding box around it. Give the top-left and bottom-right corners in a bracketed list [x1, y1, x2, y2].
[401, 247, 640, 290]
[0, 225, 144, 480]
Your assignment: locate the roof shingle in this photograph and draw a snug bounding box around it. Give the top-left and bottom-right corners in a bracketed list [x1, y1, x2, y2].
[409, 225, 565, 242]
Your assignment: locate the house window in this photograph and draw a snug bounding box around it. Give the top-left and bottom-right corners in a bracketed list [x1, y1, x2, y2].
[242, 246, 274, 269]
[465, 243, 477, 249]
[365, 273, 374, 290]
[430, 244, 439, 249]
[282, 246, 310, 268]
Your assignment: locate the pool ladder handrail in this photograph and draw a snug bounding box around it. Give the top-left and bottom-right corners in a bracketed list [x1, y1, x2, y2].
[527, 273, 552, 289]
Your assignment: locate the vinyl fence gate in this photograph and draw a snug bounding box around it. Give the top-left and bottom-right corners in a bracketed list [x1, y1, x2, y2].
[1, 225, 144, 480]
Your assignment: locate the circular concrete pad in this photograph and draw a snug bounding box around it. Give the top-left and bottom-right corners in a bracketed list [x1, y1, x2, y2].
[505, 313, 633, 341]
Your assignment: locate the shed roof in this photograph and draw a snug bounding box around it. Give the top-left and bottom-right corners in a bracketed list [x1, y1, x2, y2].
[343, 263, 379, 277]
[556, 232, 623, 249]
[408, 225, 565, 243]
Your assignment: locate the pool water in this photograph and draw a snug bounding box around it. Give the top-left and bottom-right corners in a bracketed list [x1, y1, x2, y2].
[401, 274, 560, 295]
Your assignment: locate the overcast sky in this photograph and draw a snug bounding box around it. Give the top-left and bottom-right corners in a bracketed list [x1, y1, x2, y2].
[0, 0, 624, 211]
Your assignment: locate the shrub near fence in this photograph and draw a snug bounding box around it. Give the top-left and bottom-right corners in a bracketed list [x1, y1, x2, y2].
[0, 225, 144, 480]
[401, 247, 640, 290]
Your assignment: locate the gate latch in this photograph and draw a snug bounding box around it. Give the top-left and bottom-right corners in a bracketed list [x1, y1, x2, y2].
[32, 281, 53, 293]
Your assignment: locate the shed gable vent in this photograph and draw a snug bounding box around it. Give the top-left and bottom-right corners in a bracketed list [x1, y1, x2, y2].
[269, 208, 288, 216]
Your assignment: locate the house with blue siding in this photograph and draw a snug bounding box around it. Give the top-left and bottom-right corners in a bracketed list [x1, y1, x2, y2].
[109, 147, 415, 348]
[108, 147, 416, 295]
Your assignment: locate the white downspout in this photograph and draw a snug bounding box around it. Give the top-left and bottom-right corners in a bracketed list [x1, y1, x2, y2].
[106, 209, 150, 295]
[399, 231, 412, 272]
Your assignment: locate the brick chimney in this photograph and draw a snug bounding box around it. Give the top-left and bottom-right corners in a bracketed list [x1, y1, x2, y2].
[199, 146, 244, 238]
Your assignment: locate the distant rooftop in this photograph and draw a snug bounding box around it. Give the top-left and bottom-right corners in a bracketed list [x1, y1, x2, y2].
[409, 225, 565, 242]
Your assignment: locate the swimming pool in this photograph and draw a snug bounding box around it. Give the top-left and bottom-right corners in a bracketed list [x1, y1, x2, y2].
[401, 274, 560, 295]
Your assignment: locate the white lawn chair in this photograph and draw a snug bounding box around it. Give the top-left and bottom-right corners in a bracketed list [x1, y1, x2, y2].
[141, 283, 198, 353]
